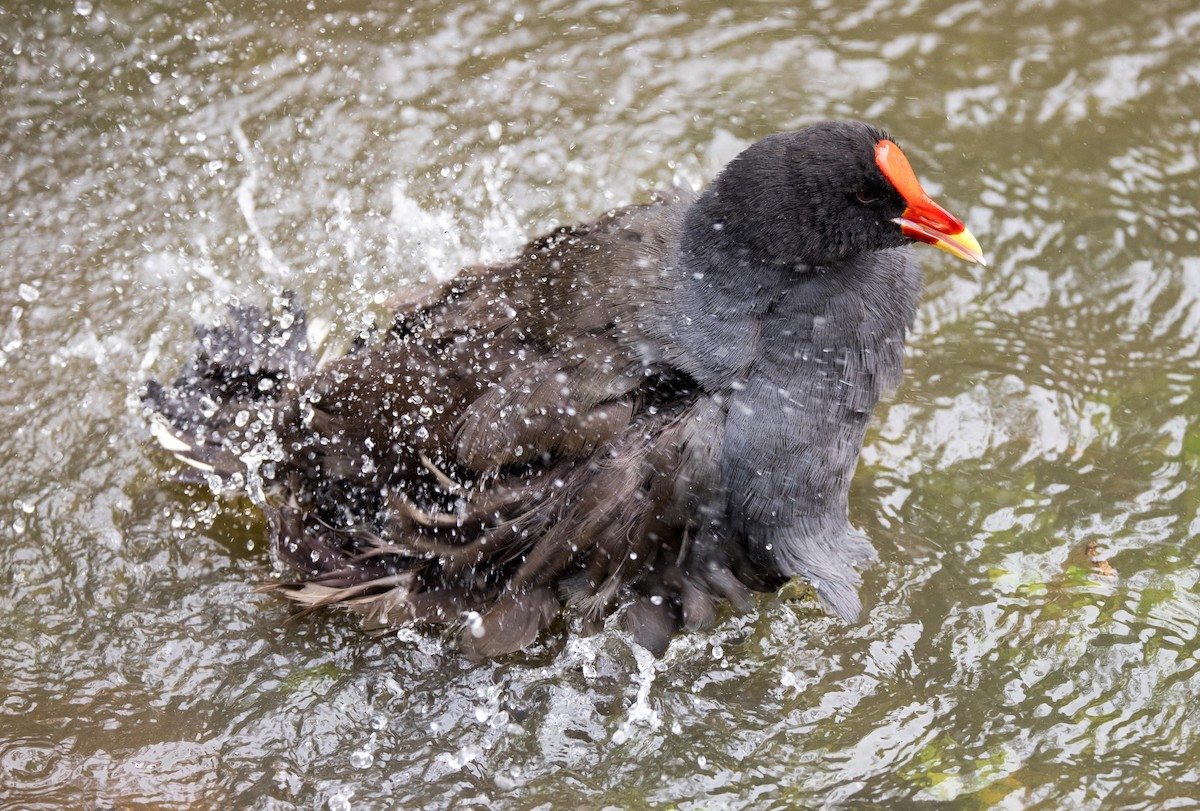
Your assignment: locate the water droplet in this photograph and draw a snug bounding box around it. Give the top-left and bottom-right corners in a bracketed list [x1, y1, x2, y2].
[74, 0, 93, 16]
[487, 121, 502, 140]
[466, 611, 485, 638]
[149, 71, 162, 85]
[18, 283, 39, 302]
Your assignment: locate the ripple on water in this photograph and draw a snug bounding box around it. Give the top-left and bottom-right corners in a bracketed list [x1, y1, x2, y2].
[5, 0, 1200, 808]
[0, 737, 73, 802]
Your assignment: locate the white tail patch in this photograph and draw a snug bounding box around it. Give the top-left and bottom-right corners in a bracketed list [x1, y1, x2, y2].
[151, 416, 217, 473]
[175, 454, 216, 474]
[151, 416, 193, 453]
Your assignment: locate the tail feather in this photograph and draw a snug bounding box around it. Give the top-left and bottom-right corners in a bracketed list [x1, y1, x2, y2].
[142, 292, 316, 480]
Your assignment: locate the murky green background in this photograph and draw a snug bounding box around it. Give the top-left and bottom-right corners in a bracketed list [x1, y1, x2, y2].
[3, 0, 1200, 807]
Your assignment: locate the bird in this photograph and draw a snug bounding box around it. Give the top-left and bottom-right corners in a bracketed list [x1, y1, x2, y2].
[144, 120, 985, 657]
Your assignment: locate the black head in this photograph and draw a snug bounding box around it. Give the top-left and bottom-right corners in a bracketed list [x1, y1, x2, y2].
[685, 120, 985, 269]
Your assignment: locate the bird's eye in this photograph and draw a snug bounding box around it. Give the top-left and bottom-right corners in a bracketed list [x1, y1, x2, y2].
[855, 189, 878, 205]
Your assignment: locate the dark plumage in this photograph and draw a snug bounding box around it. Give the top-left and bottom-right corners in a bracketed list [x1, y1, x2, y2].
[144, 120, 985, 656]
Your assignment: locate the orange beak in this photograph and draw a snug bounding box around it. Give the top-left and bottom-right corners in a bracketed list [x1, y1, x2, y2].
[875, 139, 987, 267]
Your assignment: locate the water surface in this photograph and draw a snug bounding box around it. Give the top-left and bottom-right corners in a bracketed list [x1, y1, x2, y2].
[3, 0, 1200, 807]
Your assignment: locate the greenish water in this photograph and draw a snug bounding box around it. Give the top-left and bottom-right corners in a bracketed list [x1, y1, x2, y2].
[3, 0, 1200, 807]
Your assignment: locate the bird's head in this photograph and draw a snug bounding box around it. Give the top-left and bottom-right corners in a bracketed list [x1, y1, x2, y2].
[689, 120, 986, 269]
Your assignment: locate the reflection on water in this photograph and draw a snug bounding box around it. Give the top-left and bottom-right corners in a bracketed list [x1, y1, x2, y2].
[3, 0, 1200, 807]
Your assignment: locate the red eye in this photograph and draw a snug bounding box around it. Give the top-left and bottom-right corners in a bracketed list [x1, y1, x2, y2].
[856, 189, 878, 204]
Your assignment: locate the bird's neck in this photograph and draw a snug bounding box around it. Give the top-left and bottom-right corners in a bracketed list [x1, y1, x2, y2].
[665, 228, 920, 382]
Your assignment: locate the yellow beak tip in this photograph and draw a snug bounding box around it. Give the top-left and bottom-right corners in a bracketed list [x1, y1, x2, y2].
[940, 225, 986, 267]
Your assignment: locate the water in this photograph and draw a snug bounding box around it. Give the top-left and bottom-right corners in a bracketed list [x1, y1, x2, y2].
[3, 0, 1200, 807]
